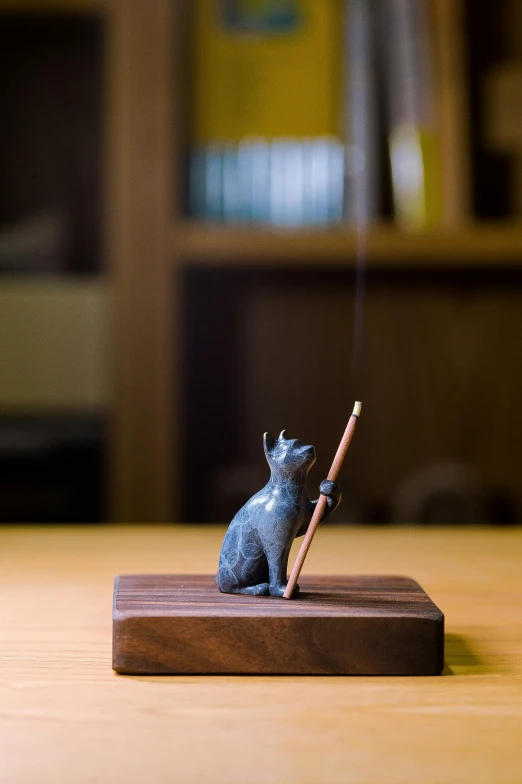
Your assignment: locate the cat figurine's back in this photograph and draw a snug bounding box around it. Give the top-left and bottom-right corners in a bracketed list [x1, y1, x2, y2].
[216, 430, 341, 597]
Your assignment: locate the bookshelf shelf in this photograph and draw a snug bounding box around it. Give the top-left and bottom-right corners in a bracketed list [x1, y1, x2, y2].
[175, 221, 522, 268]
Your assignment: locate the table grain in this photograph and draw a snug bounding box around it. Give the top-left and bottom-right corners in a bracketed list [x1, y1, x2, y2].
[0, 525, 521, 784]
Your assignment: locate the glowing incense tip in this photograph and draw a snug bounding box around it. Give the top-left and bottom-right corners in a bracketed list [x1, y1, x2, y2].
[352, 401, 362, 417]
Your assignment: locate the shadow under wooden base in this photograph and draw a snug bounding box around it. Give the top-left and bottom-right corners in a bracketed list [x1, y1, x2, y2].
[444, 633, 487, 675]
[113, 574, 444, 676]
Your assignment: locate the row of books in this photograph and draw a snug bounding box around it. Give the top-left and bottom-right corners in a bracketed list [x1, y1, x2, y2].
[189, 138, 344, 225]
[190, 0, 442, 228]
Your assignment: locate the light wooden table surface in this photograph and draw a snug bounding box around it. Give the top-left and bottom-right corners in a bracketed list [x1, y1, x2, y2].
[1, 525, 521, 784]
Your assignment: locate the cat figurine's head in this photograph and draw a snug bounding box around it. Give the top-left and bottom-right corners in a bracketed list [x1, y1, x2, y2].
[263, 430, 316, 476]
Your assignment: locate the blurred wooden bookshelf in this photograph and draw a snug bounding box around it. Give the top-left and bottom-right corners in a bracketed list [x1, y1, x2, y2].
[108, 0, 522, 523]
[3, 0, 522, 522]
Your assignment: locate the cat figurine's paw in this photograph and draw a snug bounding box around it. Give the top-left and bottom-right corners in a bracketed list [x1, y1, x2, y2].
[269, 583, 300, 598]
[320, 479, 341, 503]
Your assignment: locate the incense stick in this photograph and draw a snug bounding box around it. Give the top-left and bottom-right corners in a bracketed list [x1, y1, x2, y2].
[283, 401, 362, 599]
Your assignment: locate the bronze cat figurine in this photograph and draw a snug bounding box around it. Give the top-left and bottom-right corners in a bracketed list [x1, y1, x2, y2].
[216, 431, 341, 597]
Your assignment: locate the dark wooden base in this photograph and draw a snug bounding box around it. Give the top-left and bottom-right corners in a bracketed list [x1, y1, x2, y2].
[112, 575, 444, 675]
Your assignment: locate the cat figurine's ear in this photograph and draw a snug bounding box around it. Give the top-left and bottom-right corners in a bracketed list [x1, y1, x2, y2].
[279, 430, 288, 440]
[263, 432, 276, 454]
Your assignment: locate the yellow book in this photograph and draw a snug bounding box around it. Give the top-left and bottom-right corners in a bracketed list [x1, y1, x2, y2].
[192, 0, 342, 142]
[389, 124, 442, 228]
[384, 0, 443, 228]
